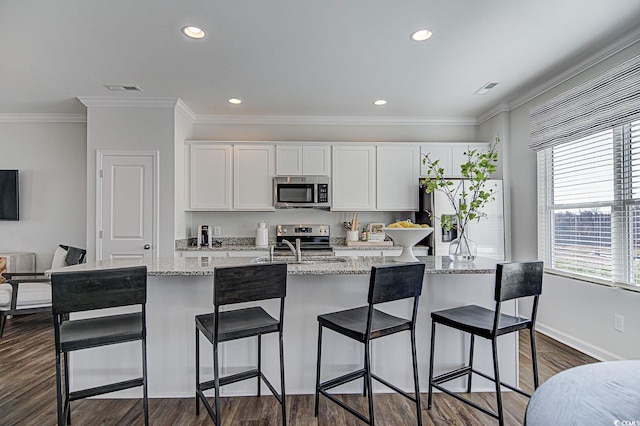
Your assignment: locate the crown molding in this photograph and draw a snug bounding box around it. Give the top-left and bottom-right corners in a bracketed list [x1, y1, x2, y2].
[0, 113, 87, 123]
[193, 114, 477, 126]
[477, 26, 640, 124]
[175, 99, 196, 122]
[475, 102, 511, 125]
[77, 97, 180, 108]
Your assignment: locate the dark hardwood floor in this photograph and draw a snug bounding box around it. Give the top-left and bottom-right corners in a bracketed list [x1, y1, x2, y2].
[0, 313, 597, 425]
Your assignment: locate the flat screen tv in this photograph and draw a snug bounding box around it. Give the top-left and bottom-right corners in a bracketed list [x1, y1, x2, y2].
[0, 170, 19, 220]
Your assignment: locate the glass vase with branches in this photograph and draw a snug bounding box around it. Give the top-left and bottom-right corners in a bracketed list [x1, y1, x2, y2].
[421, 138, 500, 260]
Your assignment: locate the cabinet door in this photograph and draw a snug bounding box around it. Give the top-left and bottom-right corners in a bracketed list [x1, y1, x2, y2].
[303, 145, 331, 176]
[451, 143, 490, 177]
[331, 145, 375, 211]
[420, 144, 452, 177]
[376, 145, 419, 211]
[188, 144, 232, 210]
[234, 145, 275, 211]
[276, 144, 331, 176]
[276, 145, 303, 175]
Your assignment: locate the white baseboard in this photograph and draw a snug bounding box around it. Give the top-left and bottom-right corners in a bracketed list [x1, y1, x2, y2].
[536, 323, 624, 362]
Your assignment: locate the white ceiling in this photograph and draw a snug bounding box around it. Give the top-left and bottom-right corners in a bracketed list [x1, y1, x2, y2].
[2, 0, 640, 121]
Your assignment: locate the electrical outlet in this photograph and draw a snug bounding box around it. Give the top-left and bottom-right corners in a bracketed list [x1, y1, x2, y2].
[214, 226, 221, 236]
[614, 314, 624, 332]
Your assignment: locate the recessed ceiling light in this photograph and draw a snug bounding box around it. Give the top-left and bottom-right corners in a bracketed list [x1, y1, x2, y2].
[373, 99, 387, 106]
[410, 29, 433, 42]
[228, 98, 242, 105]
[181, 26, 206, 39]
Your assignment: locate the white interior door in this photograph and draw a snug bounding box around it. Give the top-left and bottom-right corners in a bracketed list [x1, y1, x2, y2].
[97, 151, 158, 261]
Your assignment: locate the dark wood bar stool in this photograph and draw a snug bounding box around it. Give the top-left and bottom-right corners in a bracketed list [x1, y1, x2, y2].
[427, 261, 543, 426]
[314, 262, 426, 426]
[195, 262, 288, 426]
[51, 266, 148, 426]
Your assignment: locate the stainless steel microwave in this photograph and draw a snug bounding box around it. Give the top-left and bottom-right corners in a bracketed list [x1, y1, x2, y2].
[273, 176, 331, 209]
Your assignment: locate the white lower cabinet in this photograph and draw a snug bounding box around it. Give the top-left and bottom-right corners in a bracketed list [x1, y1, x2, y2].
[179, 251, 268, 258]
[333, 247, 428, 257]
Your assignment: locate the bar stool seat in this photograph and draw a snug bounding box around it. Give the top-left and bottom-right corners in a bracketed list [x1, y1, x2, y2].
[315, 262, 426, 426]
[196, 307, 280, 342]
[318, 306, 413, 341]
[58, 312, 143, 351]
[431, 305, 533, 339]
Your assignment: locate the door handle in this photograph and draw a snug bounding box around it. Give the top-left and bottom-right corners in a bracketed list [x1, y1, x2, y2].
[144, 244, 151, 250]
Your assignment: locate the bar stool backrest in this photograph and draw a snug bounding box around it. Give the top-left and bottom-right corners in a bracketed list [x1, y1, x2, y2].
[368, 263, 426, 305]
[495, 261, 543, 302]
[214, 263, 287, 306]
[51, 266, 147, 315]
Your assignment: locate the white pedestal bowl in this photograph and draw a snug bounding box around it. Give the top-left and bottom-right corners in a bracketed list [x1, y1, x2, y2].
[383, 227, 434, 262]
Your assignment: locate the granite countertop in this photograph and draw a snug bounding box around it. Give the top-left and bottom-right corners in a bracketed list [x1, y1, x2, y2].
[48, 256, 498, 276]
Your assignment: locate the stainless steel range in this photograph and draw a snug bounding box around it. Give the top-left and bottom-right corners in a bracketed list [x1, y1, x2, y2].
[274, 224, 332, 256]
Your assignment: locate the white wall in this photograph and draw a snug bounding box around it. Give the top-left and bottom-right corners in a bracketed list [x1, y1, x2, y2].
[85, 106, 177, 259]
[0, 121, 87, 271]
[507, 41, 640, 360]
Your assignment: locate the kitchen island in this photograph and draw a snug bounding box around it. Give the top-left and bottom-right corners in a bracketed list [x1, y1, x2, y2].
[51, 256, 518, 399]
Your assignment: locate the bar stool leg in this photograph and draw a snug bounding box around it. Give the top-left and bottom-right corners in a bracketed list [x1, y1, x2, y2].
[530, 328, 540, 389]
[142, 335, 149, 426]
[55, 351, 64, 426]
[410, 326, 422, 426]
[314, 324, 323, 417]
[427, 321, 436, 410]
[364, 341, 375, 425]
[64, 352, 71, 424]
[279, 329, 287, 426]
[257, 335, 262, 397]
[467, 334, 475, 393]
[195, 328, 200, 415]
[214, 341, 221, 425]
[491, 339, 504, 426]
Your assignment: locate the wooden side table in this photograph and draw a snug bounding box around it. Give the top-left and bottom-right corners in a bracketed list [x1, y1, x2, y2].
[0, 252, 36, 283]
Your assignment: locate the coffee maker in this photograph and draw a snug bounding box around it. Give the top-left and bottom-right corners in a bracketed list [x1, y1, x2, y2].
[197, 225, 212, 247]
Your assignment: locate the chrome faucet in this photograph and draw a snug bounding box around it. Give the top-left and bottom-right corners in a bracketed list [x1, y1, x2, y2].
[282, 238, 302, 262]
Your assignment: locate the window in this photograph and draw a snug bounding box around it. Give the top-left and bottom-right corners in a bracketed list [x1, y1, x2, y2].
[538, 120, 640, 287]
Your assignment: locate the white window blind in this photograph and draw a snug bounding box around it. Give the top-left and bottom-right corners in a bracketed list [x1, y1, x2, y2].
[530, 54, 640, 152]
[538, 121, 640, 287]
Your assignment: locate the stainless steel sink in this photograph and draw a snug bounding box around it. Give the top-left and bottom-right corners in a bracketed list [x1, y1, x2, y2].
[250, 256, 348, 265]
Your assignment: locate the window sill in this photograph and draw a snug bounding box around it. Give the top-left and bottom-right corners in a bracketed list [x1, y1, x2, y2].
[544, 268, 640, 293]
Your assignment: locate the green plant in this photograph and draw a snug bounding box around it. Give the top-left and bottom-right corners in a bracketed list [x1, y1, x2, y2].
[421, 138, 500, 239]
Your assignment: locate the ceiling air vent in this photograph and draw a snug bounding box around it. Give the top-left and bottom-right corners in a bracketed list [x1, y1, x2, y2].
[474, 82, 498, 95]
[103, 85, 142, 92]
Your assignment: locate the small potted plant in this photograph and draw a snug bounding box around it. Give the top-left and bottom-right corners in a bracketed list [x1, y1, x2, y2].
[421, 137, 500, 261]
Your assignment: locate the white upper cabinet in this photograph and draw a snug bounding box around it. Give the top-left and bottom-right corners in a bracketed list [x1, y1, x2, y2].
[376, 145, 419, 211]
[276, 144, 330, 176]
[233, 144, 275, 211]
[187, 143, 232, 210]
[331, 145, 376, 211]
[420, 143, 490, 177]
